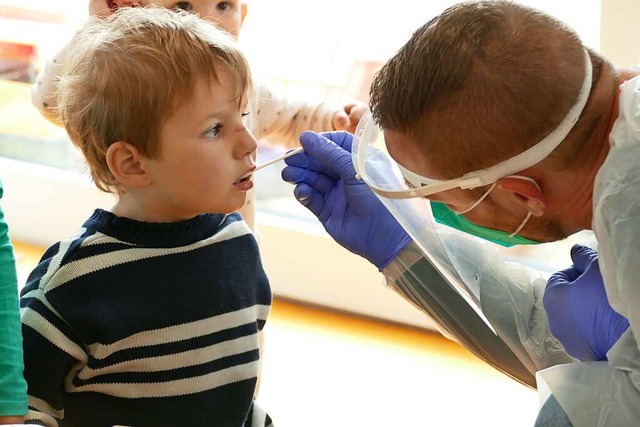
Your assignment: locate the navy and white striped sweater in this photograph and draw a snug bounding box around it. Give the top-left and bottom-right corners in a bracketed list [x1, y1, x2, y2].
[20, 209, 273, 427]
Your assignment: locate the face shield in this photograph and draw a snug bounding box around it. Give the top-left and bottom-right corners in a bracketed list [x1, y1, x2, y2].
[351, 50, 595, 387]
[353, 49, 591, 201]
[352, 47, 591, 257]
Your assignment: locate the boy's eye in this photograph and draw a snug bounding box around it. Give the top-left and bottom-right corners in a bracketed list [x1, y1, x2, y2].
[217, 1, 231, 11]
[204, 125, 221, 138]
[173, 2, 193, 11]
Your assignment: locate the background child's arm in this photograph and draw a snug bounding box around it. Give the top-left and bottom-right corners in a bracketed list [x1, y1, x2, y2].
[237, 84, 365, 230]
[0, 212, 28, 421]
[31, 0, 139, 126]
[31, 47, 68, 126]
[249, 83, 366, 148]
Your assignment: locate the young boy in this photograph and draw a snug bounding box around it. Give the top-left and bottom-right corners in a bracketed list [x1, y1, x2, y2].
[32, 0, 367, 230]
[21, 7, 272, 427]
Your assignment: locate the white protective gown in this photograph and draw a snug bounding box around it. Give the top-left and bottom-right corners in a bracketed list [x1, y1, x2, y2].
[537, 74, 640, 426]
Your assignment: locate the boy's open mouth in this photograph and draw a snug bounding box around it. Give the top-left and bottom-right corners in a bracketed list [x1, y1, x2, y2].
[234, 167, 255, 184]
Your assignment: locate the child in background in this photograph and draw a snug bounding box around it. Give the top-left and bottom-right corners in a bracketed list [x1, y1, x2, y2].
[32, 0, 367, 230]
[21, 8, 272, 426]
[0, 205, 28, 424]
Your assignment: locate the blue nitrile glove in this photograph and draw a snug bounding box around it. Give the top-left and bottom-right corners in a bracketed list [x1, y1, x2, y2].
[282, 131, 412, 270]
[544, 244, 630, 361]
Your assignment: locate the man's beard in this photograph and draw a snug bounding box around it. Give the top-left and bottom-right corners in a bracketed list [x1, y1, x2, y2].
[518, 214, 568, 243]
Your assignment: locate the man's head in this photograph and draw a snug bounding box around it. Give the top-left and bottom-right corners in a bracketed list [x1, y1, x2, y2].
[369, 1, 615, 242]
[57, 6, 253, 195]
[146, 0, 248, 38]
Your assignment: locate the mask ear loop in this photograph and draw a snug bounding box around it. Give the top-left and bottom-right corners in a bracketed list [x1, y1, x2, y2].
[453, 175, 541, 238]
[506, 176, 542, 238]
[454, 183, 497, 215]
[509, 212, 533, 238]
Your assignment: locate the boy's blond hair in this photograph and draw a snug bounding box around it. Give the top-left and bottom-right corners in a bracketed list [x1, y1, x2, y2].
[57, 6, 252, 192]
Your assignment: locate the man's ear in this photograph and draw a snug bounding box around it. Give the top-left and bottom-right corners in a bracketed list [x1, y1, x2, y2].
[106, 141, 151, 188]
[240, 2, 248, 26]
[497, 177, 547, 217]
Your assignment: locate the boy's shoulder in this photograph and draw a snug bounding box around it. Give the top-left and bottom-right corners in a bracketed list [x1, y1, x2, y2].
[38, 212, 253, 261]
[25, 212, 256, 293]
[220, 212, 250, 231]
[40, 212, 254, 263]
[214, 212, 257, 247]
[22, 224, 100, 295]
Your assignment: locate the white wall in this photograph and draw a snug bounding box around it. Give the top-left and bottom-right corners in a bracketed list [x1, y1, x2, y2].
[600, 0, 640, 66]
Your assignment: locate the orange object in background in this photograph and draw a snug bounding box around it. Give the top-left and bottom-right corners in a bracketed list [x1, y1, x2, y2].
[0, 41, 37, 83]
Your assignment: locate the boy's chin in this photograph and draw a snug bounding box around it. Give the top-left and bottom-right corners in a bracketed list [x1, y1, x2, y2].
[208, 201, 246, 216]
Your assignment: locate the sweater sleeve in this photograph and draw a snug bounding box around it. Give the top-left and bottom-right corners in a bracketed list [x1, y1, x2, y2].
[249, 82, 341, 148]
[0, 204, 28, 417]
[20, 245, 88, 427]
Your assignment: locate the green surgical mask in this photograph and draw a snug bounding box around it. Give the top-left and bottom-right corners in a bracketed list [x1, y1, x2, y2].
[430, 202, 540, 247]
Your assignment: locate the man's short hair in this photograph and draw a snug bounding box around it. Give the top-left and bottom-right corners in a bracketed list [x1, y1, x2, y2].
[370, 1, 600, 178]
[57, 6, 252, 192]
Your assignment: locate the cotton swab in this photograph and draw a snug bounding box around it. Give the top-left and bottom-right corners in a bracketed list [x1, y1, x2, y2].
[254, 147, 304, 172]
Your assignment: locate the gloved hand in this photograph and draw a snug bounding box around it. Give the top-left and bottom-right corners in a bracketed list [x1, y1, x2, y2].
[544, 244, 630, 361]
[282, 131, 411, 269]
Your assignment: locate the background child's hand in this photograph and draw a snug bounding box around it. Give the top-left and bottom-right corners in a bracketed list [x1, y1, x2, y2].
[89, 0, 141, 18]
[332, 102, 367, 134]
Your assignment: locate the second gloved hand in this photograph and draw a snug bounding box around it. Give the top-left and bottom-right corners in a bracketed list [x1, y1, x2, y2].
[282, 131, 411, 270]
[544, 244, 630, 361]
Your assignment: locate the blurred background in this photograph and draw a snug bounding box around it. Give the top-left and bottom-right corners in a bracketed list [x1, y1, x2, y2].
[0, 0, 633, 425]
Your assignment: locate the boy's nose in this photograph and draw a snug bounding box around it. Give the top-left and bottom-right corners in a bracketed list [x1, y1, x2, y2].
[234, 127, 258, 158]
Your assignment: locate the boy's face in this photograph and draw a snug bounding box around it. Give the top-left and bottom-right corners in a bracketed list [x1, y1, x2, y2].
[144, 71, 257, 220]
[150, 0, 247, 38]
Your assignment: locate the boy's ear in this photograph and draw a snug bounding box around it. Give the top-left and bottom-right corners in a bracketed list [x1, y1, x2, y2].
[241, 2, 248, 25]
[106, 141, 151, 188]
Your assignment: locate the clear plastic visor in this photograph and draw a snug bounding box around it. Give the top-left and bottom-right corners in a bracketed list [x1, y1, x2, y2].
[353, 49, 592, 199]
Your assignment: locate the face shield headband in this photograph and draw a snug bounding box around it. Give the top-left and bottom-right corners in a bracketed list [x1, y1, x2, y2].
[353, 49, 593, 199]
